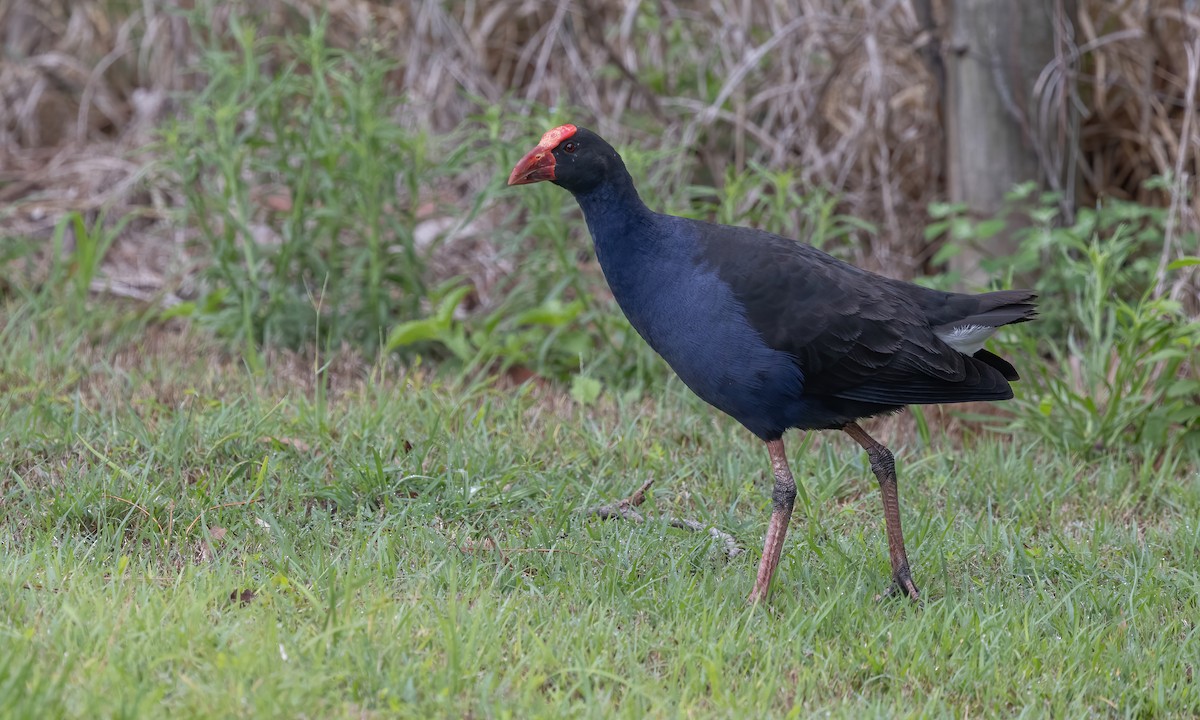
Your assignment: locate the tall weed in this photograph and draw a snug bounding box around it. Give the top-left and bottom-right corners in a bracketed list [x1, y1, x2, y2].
[931, 189, 1200, 455]
[162, 15, 447, 357]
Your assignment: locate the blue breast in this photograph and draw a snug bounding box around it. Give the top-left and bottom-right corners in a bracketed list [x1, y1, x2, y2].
[583, 207, 807, 439]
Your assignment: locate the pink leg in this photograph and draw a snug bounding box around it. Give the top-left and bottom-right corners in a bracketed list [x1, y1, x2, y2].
[747, 438, 797, 603]
[844, 422, 920, 600]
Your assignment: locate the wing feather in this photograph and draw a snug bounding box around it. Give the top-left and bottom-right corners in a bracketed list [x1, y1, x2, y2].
[694, 223, 1030, 406]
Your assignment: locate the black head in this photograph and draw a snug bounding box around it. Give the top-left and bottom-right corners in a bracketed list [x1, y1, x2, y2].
[507, 125, 624, 195]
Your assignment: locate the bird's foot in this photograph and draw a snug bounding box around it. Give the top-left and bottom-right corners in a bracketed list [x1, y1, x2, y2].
[881, 568, 920, 602]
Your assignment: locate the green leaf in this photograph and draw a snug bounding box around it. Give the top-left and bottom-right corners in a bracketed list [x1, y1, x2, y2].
[1163, 404, 1200, 423]
[1004, 181, 1038, 202]
[950, 217, 974, 241]
[1166, 381, 1200, 399]
[556, 331, 593, 358]
[1038, 396, 1053, 416]
[836, 215, 878, 234]
[385, 318, 443, 350]
[1029, 207, 1058, 225]
[1166, 257, 1200, 270]
[1141, 174, 1174, 192]
[513, 299, 584, 327]
[201, 289, 229, 314]
[569, 375, 603, 407]
[974, 218, 1007, 240]
[443, 329, 475, 362]
[160, 301, 197, 320]
[928, 202, 966, 219]
[434, 285, 473, 324]
[923, 221, 950, 241]
[1142, 348, 1184, 364]
[931, 243, 961, 265]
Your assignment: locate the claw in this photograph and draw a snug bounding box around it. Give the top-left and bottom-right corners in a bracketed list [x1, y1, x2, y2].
[880, 572, 920, 602]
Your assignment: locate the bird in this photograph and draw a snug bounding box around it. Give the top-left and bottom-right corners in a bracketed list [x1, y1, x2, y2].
[508, 124, 1036, 603]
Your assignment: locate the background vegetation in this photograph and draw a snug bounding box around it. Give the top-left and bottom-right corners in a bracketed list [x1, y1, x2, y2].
[1, 0, 1198, 717]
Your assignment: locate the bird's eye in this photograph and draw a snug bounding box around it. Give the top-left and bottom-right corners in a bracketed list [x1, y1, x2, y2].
[562, 141, 577, 154]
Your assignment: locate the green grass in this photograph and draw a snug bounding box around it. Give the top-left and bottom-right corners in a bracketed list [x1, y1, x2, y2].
[3, 301, 1199, 719]
[4, 5, 1198, 717]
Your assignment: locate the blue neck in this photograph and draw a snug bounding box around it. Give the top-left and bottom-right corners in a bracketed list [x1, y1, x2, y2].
[571, 174, 653, 250]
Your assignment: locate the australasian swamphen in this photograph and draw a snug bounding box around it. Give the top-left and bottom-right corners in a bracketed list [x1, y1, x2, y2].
[509, 125, 1037, 603]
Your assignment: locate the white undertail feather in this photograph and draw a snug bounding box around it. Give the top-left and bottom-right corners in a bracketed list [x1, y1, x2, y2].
[936, 324, 996, 355]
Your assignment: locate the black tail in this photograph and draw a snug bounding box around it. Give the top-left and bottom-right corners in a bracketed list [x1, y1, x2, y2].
[927, 289, 1037, 382]
[943, 289, 1039, 330]
[973, 348, 1020, 380]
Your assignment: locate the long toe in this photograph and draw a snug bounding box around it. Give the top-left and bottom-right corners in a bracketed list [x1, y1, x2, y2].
[881, 573, 920, 602]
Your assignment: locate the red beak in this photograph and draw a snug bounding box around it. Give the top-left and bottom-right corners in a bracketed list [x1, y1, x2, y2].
[507, 146, 556, 185]
[508, 124, 578, 186]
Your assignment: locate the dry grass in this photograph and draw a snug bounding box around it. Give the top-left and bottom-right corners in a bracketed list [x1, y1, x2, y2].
[1070, 0, 1200, 304]
[0, 0, 187, 296]
[0, 0, 1196, 299]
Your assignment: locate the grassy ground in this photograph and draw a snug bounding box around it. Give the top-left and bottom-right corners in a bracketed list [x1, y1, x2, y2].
[3, 4, 1198, 717]
[3, 300, 1198, 719]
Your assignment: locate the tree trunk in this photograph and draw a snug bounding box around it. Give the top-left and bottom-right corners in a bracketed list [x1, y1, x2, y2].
[945, 0, 1076, 284]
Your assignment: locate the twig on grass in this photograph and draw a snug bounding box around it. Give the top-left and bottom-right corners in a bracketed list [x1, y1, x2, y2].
[104, 493, 164, 535]
[182, 498, 262, 537]
[589, 477, 654, 522]
[587, 478, 745, 559]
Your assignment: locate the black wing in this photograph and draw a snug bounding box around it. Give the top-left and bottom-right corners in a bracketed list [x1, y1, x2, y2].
[694, 222, 1034, 406]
